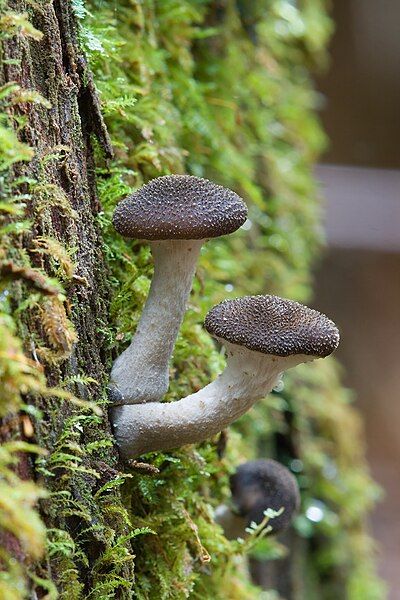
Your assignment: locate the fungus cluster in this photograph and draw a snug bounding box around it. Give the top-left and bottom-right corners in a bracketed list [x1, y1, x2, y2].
[109, 174, 339, 457]
[215, 459, 300, 539]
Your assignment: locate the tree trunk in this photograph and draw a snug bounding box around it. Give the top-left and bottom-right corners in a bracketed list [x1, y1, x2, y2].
[1, 1, 134, 596]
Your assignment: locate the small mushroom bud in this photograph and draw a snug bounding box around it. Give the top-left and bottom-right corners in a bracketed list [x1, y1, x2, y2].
[215, 459, 300, 539]
[110, 175, 247, 405]
[111, 295, 339, 458]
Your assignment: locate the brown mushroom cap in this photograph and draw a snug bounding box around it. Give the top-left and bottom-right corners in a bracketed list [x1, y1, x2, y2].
[230, 459, 300, 534]
[112, 174, 248, 240]
[204, 295, 339, 358]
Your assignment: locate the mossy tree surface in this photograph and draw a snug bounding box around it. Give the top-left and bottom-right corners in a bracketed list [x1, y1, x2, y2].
[0, 1, 384, 599]
[0, 1, 133, 598]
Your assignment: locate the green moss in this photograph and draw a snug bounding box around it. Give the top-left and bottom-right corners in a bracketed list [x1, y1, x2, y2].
[86, 0, 384, 598]
[0, 0, 385, 598]
[0, 4, 134, 598]
[0, 16, 49, 598]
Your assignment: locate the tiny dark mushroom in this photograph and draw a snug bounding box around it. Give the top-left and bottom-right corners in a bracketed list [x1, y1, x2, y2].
[110, 174, 247, 405]
[111, 294, 339, 458]
[215, 459, 300, 539]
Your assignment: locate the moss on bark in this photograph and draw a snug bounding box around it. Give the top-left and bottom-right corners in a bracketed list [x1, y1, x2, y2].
[0, 1, 385, 599]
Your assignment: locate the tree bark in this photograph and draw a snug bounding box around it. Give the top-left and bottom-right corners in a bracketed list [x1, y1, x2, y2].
[1, 1, 134, 596]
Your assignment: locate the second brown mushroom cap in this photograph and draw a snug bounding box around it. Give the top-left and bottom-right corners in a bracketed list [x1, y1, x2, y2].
[215, 459, 300, 539]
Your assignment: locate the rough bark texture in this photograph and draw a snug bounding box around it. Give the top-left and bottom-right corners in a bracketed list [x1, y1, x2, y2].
[1, 1, 134, 595]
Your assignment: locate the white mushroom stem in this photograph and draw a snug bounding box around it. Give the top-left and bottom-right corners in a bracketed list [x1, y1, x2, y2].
[214, 504, 247, 540]
[111, 342, 312, 457]
[110, 239, 204, 404]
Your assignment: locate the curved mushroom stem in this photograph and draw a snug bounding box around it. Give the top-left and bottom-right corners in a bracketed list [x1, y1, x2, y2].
[214, 504, 247, 540]
[111, 342, 311, 457]
[110, 239, 204, 404]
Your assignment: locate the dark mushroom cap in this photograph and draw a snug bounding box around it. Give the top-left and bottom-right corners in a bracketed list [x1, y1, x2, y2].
[112, 175, 247, 240]
[204, 295, 339, 358]
[230, 459, 300, 534]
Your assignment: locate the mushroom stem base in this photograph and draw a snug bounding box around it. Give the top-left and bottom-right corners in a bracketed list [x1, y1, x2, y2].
[111, 344, 308, 457]
[110, 239, 203, 404]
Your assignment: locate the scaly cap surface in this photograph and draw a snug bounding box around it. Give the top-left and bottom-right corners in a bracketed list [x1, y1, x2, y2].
[112, 174, 247, 240]
[205, 295, 340, 358]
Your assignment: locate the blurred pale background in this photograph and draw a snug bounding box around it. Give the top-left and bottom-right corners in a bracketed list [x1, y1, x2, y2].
[314, 1, 400, 597]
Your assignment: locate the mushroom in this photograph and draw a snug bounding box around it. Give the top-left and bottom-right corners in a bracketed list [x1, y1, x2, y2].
[110, 175, 247, 405]
[111, 294, 339, 458]
[215, 459, 300, 539]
